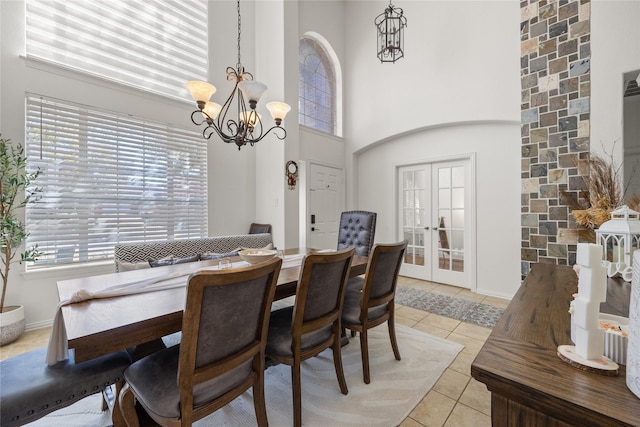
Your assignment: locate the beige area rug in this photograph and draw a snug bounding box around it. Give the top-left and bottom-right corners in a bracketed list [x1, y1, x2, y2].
[31, 325, 463, 427]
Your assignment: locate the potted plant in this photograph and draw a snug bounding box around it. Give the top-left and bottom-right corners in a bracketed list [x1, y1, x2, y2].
[0, 134, 42, 346]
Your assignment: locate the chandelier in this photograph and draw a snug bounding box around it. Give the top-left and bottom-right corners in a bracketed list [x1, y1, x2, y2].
[375, 1, 407, 63]
[186, 0, 291, 150]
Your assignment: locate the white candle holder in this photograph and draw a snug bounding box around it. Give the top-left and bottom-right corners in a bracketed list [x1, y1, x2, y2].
[596, 205, 640, 282]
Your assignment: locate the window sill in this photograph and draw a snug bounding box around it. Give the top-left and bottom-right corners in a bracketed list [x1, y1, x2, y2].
[300, 125, 344, 142]
[22, 260, 115, 281]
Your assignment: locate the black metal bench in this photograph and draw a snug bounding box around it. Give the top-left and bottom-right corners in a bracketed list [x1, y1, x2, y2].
[1, 346, 131, 427]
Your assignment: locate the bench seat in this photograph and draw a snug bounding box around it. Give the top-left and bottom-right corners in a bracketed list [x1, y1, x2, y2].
[1, 347, 131, 427]
[113, 233, 273, 272]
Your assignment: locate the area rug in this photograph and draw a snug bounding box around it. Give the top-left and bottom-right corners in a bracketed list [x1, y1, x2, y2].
[30, 325, 463, 427]
[395, 287, 504, 328]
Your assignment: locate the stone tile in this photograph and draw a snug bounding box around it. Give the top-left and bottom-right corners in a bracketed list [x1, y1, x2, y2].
[570, 20, 589, 39]
[396, 305, 429, 322]
[548, 169, 567, 184]
[459, 378, 492, 416]
[433, 368, 470, 400]
[549, 21, 568, 38]
[521, 108, 539, 124]
[443, 404, 491, 427]
[446, 332, 486, 357]
[417, 313, 461, 332]
[569, 58, 590, 77]
[569, 97, 589, 115]
[521, 2, 538, 21]
[396, 315, 419, 328]
[448, 351, 475, 376]
[1, 327, 51, 360]
[455, 289, 485, 303]
[409, 390, 456, 427]
[481, 296, 510, 308]
[399, 417, 425, 427]
[431, 284, 463, 297]
[412, 322, 451, 340]
[453, 323, 492, 342]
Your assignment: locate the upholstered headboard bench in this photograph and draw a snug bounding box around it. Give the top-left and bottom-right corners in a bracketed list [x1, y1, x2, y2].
[113, 233, 273, 272]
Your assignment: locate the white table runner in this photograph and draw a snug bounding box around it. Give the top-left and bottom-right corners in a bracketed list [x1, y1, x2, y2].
[46, 254, 305, 365]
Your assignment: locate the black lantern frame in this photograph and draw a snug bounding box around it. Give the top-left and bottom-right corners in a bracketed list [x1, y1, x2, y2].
[375, 2, 407, 63]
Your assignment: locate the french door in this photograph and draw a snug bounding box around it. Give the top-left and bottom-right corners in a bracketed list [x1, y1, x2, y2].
[399, 158, 473, 288]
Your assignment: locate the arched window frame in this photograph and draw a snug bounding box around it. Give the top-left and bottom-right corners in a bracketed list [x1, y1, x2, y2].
[298, 32, 343, 137]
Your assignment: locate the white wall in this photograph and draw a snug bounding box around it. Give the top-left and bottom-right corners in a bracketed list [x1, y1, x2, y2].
[344, 1, 522, 298]
[624, 94, 640, 197]
[0, 0, 258, 327]
[355, 123, 520, 298]
[591, 1, 640, 166]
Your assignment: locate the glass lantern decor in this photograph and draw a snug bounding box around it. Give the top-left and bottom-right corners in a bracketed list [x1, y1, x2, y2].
[595, 205, 640, 282]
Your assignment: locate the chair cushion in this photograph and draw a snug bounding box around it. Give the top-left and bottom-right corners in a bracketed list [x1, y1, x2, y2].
[266, 307, 332, 357]
[1, 347, 131, 427]
[346, 276, 364, 292]
[341, 287, 388, 326]
[123, 345, 252, 420]
[337, 211, 376, 256]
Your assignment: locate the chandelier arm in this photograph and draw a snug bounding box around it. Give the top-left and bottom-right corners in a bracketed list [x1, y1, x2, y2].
[190, 110, 208, 126]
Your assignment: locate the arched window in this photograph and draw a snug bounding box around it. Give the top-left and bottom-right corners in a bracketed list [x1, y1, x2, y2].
[298, 35, 340, 136]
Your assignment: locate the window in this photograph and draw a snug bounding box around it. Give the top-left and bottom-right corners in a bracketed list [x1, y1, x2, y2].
[25, 0, 207, 99]
[298, 36, 337, 135]
[25, 95, 208, 268]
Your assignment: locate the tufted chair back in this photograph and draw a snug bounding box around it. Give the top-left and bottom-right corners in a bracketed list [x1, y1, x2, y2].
[337, 210, 377, 256]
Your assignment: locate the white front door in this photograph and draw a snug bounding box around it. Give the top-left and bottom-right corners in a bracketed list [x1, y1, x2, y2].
[308, 163, 344, 250]
[399, 157, 473, 289]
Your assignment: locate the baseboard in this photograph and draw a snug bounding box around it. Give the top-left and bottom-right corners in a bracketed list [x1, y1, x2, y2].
[26, 318, 53, 331]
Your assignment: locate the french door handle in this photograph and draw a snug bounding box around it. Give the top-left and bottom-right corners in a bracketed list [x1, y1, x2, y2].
[424, 227, 429, 230]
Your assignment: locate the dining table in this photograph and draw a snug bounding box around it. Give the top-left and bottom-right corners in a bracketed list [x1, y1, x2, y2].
[55, 248, 369, 364]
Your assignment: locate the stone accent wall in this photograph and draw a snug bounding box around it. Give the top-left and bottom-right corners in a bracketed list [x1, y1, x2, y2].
[520, 0, 591, 278]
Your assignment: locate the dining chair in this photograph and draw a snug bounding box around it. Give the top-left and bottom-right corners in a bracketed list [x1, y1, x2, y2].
[118, 257, 283, 427]
[249, 223, 272, 234]
[337, 210, 377, 256]
[266, 247, 355, 427]
[341, 240, 408, 384]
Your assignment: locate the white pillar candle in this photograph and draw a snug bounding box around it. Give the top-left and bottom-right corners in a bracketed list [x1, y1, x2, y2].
[574, 243, 607, 360]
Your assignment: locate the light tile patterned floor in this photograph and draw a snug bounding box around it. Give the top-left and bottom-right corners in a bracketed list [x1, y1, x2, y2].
[0, 275, 511, 427]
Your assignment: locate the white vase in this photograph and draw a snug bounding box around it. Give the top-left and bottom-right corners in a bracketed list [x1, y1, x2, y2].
[0, 304, 26, 346]
[628, 252, 640, 399]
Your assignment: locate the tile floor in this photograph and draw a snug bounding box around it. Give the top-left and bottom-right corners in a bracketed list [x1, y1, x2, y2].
[0, 275, 511, 427]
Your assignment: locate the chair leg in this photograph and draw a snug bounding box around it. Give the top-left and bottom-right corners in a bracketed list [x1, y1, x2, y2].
[111, 380, 128, 427]
[252, 372, 269, 427]
[332, 335, 349, 395]
[388, 315, 401, 361]
[291, 362, 303, 427]
[359, 329, 371, 384]
[118, 383, 140, 427]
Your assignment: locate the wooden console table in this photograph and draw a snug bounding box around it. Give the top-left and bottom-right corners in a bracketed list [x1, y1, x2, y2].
[471, 263, 640, 426]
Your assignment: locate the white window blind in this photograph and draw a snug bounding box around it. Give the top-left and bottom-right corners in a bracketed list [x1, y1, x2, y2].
[25, 0, 208, 99]
[25, 95, 208, 268]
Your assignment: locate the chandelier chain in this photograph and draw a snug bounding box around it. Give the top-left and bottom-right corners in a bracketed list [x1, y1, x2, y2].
[236, 0, 242, 70]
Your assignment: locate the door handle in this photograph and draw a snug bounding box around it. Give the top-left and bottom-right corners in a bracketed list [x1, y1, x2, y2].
[424, 227, 429, 230]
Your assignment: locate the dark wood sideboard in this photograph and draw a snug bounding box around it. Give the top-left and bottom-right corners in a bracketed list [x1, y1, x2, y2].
[471, 263, 640, 426]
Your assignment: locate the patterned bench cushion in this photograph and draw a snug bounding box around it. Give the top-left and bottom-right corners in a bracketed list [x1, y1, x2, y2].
[113, 234, 273, 272]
